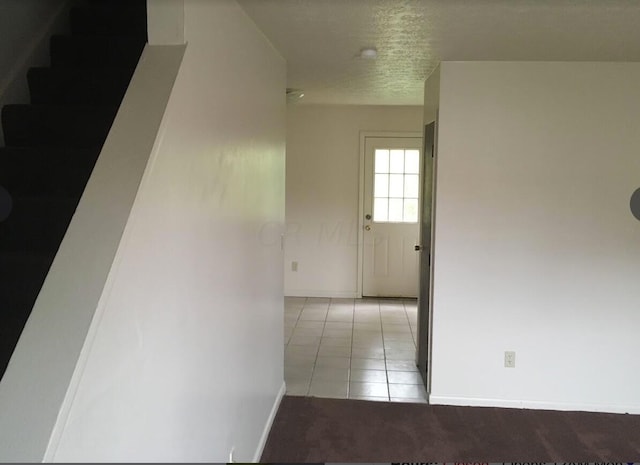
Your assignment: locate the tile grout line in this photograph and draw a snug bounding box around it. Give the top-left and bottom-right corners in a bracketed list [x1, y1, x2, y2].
[286, 297, 312, 395]
[285, 297, 306, 346]
[305, 298, 328, 396]
[378, 299, 391, 401]
[301, 297, 314, 396]
[402, 298, 417, 349]
[402, 298, 426, 402]
[410, 299, 418, 347]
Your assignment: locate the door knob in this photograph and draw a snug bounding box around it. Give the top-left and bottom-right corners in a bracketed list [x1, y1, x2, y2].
[365, 214, 372, 220]
[414, 245, 421, 251]
[365, 225, 371, 231]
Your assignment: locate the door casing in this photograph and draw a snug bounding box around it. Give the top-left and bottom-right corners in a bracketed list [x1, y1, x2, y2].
[416, 122, 437, 394]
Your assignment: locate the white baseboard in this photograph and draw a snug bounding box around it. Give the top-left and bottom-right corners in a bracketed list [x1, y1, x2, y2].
[252, 381, 286, 462]
[285, 290, 358, 298]
[429, 395, 640, 415]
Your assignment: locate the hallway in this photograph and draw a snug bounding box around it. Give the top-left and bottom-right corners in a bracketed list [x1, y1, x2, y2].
[284, 297, 428, 402]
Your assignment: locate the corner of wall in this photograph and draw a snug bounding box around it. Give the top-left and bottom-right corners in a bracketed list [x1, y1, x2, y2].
[147, 0, 185, 45]
[423, 65, 441, 125]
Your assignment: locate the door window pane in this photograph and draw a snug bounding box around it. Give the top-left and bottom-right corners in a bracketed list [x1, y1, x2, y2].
[389, 174, 404, 198]
[404, 174, 419, 198]
[405, 150, 420, 174]
[373, 198, 388, 222]
[375, 150, 389, 173]
[374, 174, 389, 197]
[388, 199, 404, 222]
[404, 199, 419, 223]
[389, 149, 404, 173]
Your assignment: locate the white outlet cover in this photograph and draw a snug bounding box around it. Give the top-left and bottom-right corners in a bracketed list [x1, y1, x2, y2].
[504, 351, 516, 368]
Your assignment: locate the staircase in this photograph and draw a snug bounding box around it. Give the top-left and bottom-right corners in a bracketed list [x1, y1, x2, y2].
[0, 0, 147, 380]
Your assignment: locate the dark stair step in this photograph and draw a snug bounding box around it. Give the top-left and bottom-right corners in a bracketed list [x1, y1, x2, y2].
[0, 147, 100, 197]
[51, 35, 146, 68]
[70, 5, 147, 37]
[0, 252, 55, 378]
[2, 104, 117, 148]
[0, 196, 79, 253]
[28, 67, 135, 105]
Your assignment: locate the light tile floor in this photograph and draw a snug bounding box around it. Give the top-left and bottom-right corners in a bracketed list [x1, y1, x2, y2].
[284, 297, 428, 403]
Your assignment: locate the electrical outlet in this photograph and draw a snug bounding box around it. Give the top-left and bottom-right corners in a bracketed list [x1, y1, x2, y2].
[229, 447, 235, 463]
[504, 351, 516, 368]
[291, 261, 298, 272]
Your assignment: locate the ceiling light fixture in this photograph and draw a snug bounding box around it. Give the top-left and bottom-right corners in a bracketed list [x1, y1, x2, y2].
[360, 47, 378, 59]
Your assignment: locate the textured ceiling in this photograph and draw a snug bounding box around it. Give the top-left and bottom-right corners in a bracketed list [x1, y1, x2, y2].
[237, 0, 640, 106]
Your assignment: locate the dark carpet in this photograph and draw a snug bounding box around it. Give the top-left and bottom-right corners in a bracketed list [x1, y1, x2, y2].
[261, 396, 640, 462]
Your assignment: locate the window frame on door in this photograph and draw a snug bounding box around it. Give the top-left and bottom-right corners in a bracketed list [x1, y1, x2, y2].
[357, 131, 423, 298]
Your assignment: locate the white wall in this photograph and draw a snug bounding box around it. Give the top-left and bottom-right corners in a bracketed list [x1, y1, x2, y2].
[430, 62, 640, 413]
[0, 0, 70, 145]
[285, 104, 423, 297]
[147, 0, 184, 45]
[48, 1, 286, 461]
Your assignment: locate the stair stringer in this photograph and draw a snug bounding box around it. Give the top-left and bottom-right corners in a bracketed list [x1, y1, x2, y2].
[0, 44, 186, 463]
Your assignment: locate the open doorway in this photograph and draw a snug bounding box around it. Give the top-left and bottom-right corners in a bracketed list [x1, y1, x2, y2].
[283, 112, 428, 403]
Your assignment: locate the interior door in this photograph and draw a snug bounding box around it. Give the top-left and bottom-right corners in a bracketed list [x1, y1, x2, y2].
[416, 123, 435, 387]
[362, 136, 422, 297]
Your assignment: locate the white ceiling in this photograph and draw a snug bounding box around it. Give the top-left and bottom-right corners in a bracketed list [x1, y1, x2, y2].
[237, 0, 640, 106]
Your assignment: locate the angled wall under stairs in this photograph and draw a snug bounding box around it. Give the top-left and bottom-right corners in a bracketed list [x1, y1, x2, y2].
[0, 0, 147, 380]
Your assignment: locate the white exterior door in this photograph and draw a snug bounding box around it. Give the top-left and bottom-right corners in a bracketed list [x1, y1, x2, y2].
[362, 136, 422, 297]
